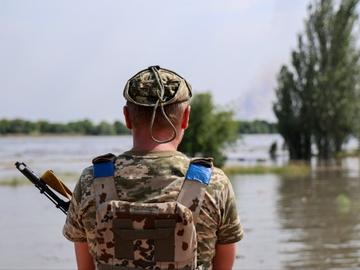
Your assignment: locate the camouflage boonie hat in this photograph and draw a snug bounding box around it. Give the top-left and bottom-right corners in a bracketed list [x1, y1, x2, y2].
[123, 66, 192, 144]
[123, 65, 192, 107]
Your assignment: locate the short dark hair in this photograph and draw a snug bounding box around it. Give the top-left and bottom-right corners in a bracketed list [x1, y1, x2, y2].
[126, 101, 188, 130]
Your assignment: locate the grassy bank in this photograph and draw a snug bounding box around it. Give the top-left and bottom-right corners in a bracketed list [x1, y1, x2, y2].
[223, 163, 311, 177]
[0, 172, 79, 187]
[336, 149, 360, 158]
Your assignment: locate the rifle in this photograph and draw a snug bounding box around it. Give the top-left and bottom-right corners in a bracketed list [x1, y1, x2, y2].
[15, 162, 72, 214]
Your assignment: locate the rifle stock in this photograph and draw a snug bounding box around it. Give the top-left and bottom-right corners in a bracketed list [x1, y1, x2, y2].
[15, 162, 71, 214]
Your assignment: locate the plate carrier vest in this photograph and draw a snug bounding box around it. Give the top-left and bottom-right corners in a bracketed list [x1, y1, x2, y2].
[91, 153, 213, 270]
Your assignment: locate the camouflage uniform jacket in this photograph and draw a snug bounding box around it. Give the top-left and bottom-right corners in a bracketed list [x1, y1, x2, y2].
[63, 150, 243, 269]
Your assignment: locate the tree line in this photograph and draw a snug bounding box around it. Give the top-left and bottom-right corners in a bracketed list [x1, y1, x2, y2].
[0, 119, 129, 135]
[0, 118, 277, 136]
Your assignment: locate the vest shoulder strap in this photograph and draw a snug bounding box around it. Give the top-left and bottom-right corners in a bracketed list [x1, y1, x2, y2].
[92, 153, 119, 204]
[177, 157, 213, 223]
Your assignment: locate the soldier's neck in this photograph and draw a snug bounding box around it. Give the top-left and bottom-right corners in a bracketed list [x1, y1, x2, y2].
[130, 128, 183, 152]
[131, 135, 180, 152]
[131, 143, 178, 152]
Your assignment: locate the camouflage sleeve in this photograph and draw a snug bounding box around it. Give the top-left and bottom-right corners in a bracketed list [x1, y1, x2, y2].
[63, 171, 87, 242]
[216, 175, 244, 244]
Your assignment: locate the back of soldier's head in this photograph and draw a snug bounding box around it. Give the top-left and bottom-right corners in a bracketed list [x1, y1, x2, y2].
[125, 101, 187, 130]
[123, 66, 192, 143]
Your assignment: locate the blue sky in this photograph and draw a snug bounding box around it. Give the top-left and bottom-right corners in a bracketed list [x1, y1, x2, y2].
[1, 0, 319, 122]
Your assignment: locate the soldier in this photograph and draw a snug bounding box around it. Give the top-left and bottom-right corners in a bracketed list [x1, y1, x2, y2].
[63, 66, 243, 270]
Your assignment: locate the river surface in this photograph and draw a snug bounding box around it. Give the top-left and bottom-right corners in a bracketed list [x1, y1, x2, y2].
[0, 135, 359, 269]
[0, 134, 290, 180]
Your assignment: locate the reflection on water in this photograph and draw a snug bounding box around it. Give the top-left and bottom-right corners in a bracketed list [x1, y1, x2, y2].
[232, 174, 285, 270]
[277, 172, 360, 270]
[233, 170, 360, 270]
[0, 136, 133, 180]
[0, 184, 76, 269]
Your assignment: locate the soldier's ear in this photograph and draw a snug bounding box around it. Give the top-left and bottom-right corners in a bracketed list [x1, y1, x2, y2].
[123, 106, 132, 129]
[181, 105, 191, 129]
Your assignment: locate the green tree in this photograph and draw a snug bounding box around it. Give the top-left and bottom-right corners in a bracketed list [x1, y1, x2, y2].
[67, 119, 95, 134]
[114, 121, 130, 135]
[95, 121, 116, 135]
[179, 92, 238, 167]
[274, 0, 360, 160]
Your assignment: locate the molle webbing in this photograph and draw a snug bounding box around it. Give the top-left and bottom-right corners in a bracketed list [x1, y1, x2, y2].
[177, 158, 213, 223]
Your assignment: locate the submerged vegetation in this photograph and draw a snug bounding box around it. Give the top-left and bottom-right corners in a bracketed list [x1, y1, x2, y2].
[0, 177, 28, 187]
[224, 163, 311, 177]
[336, 149, 360, 158]
[0, 172, 79, 187]
[237, 120, 277, 134]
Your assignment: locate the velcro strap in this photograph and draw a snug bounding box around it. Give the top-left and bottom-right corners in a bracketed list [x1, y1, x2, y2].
[92, 153, 116, 178]
[93, 162, 114, 178]
[185, 163, 211, 185]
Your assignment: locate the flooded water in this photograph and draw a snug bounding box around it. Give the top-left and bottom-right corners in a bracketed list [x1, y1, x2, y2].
[0, 136, 133, 181]
[0, 134, 287, 181]
[0, 135, 359, 269]
[233, 172, 360, 269]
